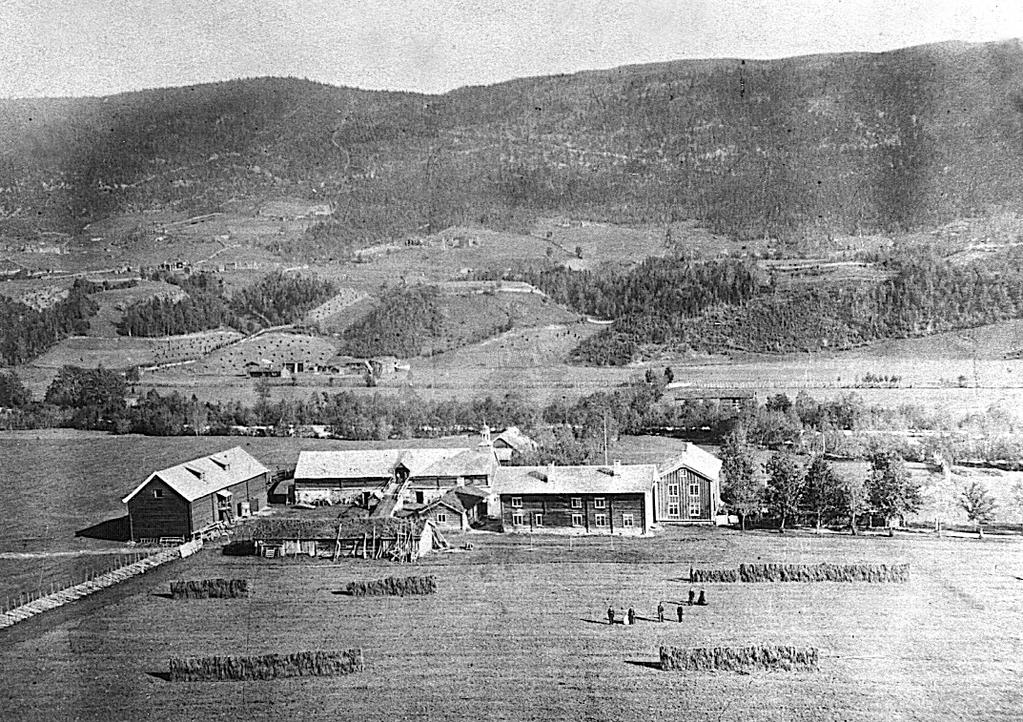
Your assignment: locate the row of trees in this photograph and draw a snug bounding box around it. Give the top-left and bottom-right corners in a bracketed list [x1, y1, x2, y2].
[721, 428, 1003, 536]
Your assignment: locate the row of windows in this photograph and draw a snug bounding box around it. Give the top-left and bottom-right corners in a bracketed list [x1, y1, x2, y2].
[510, 496, 606, 509]
[666, 482, 702, 498]
[510, 512, 634, 528]
[667, 500, 704, 516]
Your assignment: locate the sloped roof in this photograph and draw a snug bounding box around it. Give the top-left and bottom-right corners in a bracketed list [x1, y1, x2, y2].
[295, 447, 496, 481]
[658, 443, 722, 481]
[122, 446, 270, 504]
[247, 515, 418, 541]
[422, 484, 488, 516]
[493, 464, 657, 496]
[490, 426, 537, 453]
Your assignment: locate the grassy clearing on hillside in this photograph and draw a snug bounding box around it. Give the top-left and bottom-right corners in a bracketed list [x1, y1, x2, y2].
[0, 528, 1019, 720]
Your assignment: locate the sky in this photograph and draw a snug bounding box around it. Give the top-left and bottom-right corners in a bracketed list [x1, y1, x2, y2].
[2, 0, 1022, 98]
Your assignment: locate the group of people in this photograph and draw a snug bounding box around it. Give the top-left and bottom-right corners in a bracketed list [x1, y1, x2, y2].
[607, 588, 707, 626]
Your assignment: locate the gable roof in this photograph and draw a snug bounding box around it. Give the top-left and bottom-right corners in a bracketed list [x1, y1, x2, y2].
[493, 463, 657, 496]
[122, 446, 270, 504]
[489, 426, 537, 453]
[658, 443, 722, 481]
[294, 447, 496, 481]
[421, 485, 488, 516]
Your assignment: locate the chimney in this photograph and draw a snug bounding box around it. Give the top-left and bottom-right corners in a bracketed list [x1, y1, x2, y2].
[545, 462, 554, 482]
[481, 424, 492, 446]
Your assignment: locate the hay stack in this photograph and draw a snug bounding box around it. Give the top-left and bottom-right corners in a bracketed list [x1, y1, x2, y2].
[168, 649, 364, 681]
[169, 578, 250, 599]
[689, 568, 740, 583]
[345, 575, 436, 597]
[659, 645, 819, 672]
[738, 563, 909, 583]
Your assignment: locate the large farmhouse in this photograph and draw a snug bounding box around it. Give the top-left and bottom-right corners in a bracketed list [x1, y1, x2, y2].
[121, 447, 270, 541]
[293, 446, 499, 511]
[656, 443, 723, 524]
[494, 462, 658, 535]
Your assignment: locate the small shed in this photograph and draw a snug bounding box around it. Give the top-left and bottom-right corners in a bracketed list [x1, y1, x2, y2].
[407, 485, 488, 532]
[246, 515, 441, 562]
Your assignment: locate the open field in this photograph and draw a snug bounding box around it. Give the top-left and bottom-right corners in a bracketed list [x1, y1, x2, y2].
[0, 526, 1020, 720]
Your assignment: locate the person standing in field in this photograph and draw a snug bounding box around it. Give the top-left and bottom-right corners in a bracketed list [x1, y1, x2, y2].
[688, 588, 696, 606]
[627, 607, 636, 626]
[657, 602, 665, 622]
[677, 605, 684, 622]
[697, 589, 707, 606]
[607, 605, 615, 625]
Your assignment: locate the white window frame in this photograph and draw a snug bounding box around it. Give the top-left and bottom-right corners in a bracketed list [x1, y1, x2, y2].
[436, 512, 447, 523]
[511, 496, 522, 508]
[622, 513, 634, 528]
[689, 481, 700, 497]
[595, 513, 608, 527]
[512, 512, 524, 526]
[570, 497, 582, 509]
[571, 513, 584, 527]
[668, 503, 680, 516]
[689, 498, 702, 517]
[534, 513, 543, 527]
[668, 484, 679, 497]
[593, 497, 606, 509]
[153, 489, 164, 499]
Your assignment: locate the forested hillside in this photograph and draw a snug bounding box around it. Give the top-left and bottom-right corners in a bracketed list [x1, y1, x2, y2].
[2, 41, 1023, 244]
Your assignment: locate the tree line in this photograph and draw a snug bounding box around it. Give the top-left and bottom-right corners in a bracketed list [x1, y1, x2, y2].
[0, 279, 100, 365]
[117, 270, 336, 337]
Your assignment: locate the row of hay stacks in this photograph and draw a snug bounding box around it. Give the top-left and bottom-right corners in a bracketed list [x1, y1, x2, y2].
[659, 646, 819, 672]
[690, 563, 909, 583]
[345, 575, 436, 597]
[169, 649, 364, 681]
[170, 578, 249, 599]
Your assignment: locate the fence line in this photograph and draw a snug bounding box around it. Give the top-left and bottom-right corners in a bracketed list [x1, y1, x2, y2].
[0, 539, 203, 630]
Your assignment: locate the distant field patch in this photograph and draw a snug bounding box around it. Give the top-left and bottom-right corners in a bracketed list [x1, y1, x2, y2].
[196, 332, 338, 375]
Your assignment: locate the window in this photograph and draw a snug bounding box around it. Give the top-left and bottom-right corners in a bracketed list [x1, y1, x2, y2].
[593, 497, 606, 509]
[512, 512, 524, 525]
[668, 484, 679, 497]
[436, 513, 447, 523]
[570, 497, 582, 509]
[595, 514, 608, 527]
[153, 489, 164, 499]
[511, 497, 522, 508]
[689, 481, 700, 497]
[571, 513, 584, 526]
[534, 513, 544, 527]
[622, 513, 634, 528]
[668, 503, 680, 516]
[689, 498, 702, 517]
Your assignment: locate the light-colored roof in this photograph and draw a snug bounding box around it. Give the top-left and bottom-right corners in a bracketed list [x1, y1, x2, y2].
[494, 463, 657, 496]
[295, 447, 496, 481]
[490, 426, 537, 453]
[122, 446, 270, 504]
[658, 443, 722, 481]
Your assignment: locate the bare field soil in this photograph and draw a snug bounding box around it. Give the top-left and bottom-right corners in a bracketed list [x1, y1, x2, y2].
[193, 331, 338, 375]
[0, 527, 1020, 720]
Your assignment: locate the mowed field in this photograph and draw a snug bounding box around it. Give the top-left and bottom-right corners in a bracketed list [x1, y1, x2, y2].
[1, 528, 1021, 720]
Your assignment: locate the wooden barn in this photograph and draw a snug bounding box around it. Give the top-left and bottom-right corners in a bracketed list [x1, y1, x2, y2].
[121, 447, 270, 542]
[494, 462, 658, 535]
[293, 446, 498, 512]
[655, 443, 723, 524]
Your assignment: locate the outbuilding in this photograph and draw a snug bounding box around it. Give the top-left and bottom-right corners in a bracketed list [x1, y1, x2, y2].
[656, 443, 723, 524]
[121, 447, 270, 541]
